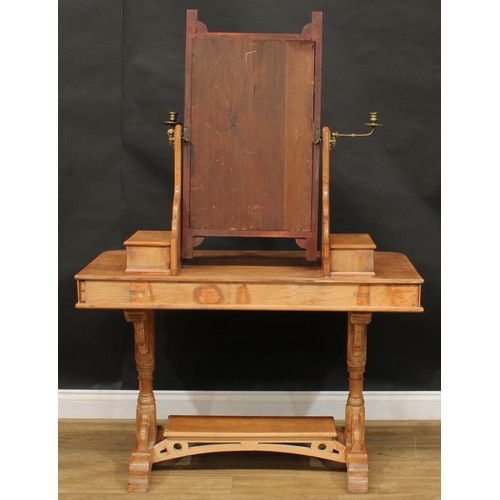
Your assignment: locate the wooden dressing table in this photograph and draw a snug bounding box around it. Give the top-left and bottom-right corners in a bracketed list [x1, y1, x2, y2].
[74, 10, 423, 494]
[75, 242, 422, 493]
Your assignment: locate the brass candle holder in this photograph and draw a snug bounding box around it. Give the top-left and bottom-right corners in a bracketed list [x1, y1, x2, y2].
[164, 111, 181, 147]
[329, 112, 383, 149]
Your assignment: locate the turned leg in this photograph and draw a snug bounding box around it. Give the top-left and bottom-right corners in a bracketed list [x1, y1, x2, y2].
[124, 310, 157, 493]
[345, 312, 372, 494]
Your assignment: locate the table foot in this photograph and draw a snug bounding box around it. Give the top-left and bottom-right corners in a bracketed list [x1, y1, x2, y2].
[128, 450, 153, 493]
[127, 411, 156, 492]
[346, 450, 368, 494]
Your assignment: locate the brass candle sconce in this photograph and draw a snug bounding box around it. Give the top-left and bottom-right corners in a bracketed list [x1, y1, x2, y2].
[164, 112, 181, 147]
[329, 112, 383, 149]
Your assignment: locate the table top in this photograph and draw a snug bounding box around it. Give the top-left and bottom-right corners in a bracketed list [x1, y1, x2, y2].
[76, 250, 423, 284]
[75, 251, 423, 313]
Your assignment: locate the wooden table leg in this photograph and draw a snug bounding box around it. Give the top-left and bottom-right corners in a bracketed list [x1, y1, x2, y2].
[345, 312, 372, 494]
[124, 310, 157, 493]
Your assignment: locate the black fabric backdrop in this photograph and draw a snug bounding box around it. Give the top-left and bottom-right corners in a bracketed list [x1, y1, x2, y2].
[59, 0, 440, 391]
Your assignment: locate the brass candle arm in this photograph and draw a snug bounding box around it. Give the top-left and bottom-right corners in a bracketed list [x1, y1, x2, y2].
[164, 111, 181, 147]
[329, 112, 383, 150]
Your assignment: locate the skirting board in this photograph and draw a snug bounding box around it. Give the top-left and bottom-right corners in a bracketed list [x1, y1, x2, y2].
[59, 390, 440, 420]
